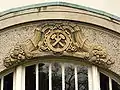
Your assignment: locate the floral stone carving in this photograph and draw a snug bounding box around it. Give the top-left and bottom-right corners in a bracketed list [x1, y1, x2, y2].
[4, 22, 114, 68]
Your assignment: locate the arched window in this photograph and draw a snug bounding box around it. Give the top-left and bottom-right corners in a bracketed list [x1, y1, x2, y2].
[0, 2, 120, 90]
[0, 60, 120, 90]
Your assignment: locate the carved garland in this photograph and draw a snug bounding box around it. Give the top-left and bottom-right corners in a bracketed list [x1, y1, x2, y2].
[4, 23, 114, 68]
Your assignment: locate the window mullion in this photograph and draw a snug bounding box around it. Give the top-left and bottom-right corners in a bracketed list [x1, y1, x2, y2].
[36, 64, 39, 90]
[109, 77, 112, 90]
[13, 71, 16, 90]
[88, 67, 93, 90]
[22, 66, 25, 90]
[49, 64, 52, 90]
[92, 66, 100, 90]
[15, 65, 24, 90]
[62, 64, 65, 90]
[1, 77, 3, 90]
[75, 66, 78, 90]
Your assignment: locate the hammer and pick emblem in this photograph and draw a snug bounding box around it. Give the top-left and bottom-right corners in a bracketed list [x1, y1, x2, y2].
[46, 30, 70, 52]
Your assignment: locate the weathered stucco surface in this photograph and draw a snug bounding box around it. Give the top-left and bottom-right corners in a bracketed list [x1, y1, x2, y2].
[0, 20, 120, 76]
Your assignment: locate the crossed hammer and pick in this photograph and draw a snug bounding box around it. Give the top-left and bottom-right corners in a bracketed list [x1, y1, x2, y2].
[50, 33, 66, 47]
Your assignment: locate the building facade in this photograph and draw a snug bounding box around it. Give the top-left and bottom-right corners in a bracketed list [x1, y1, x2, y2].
[0, 2, 120, 90]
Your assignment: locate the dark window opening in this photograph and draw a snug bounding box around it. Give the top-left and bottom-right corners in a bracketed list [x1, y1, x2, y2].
[39, 63, 49, 90]
[65, 64, 75, 90]
[52, 63, 62, 90]
[112, 79, 120, 90]
[3, 72, 13, 90]
[100, 73, 109, 90]
[25, 65, 36, 90]
[77, 66, 88, 90]
[0, 79, 1, 90]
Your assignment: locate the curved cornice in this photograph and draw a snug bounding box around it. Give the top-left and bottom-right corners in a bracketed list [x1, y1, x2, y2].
[0, 2, 119, 79]
[0, 2, 120, 35]
[0, 2, 120, 21]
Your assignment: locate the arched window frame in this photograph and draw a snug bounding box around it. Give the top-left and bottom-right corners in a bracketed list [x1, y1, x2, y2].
[0, 68, 15, 90]
[0, 59, 120, 90]
[98, 68, 120, 90]
[11, 59, 101, 90]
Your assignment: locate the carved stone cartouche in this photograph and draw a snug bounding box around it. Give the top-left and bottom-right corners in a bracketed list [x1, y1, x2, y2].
[3, 22, 114, 68]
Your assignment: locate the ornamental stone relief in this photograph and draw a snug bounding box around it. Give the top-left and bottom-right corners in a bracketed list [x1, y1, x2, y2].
[3, 22, 114, 68]
[46, 30, 70, 53]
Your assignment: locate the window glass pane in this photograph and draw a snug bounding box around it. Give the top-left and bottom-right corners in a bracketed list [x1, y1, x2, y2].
[77, 66, 88, 90]
[39, 63, 49, 90]
[112, 79, 120, 90]
[52, 63, 62, 90]
[3, 72, 13, 90]
[25, 65, 36, 90]
[100, 73, 109, 90]
[65, 63, 75, 90]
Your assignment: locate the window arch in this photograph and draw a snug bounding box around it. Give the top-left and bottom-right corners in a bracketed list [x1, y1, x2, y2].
[1, 59, 120, 90]
[0, 1, 120, 90]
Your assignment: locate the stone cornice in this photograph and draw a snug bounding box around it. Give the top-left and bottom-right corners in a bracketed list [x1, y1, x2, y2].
[0, 2, 120, 21]
[0, 2, 120, 35]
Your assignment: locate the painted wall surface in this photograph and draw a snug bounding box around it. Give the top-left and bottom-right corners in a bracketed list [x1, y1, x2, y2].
[0, 0, 120, 17]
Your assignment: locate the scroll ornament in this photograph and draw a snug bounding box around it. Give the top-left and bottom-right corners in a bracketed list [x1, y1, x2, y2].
[4, 23, 114, 68]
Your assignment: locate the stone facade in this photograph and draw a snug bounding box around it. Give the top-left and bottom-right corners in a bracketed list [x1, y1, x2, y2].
[0, 2, 120, 79]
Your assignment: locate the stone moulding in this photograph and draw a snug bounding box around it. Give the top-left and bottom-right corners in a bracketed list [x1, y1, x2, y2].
[3, 22, 114, 68]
